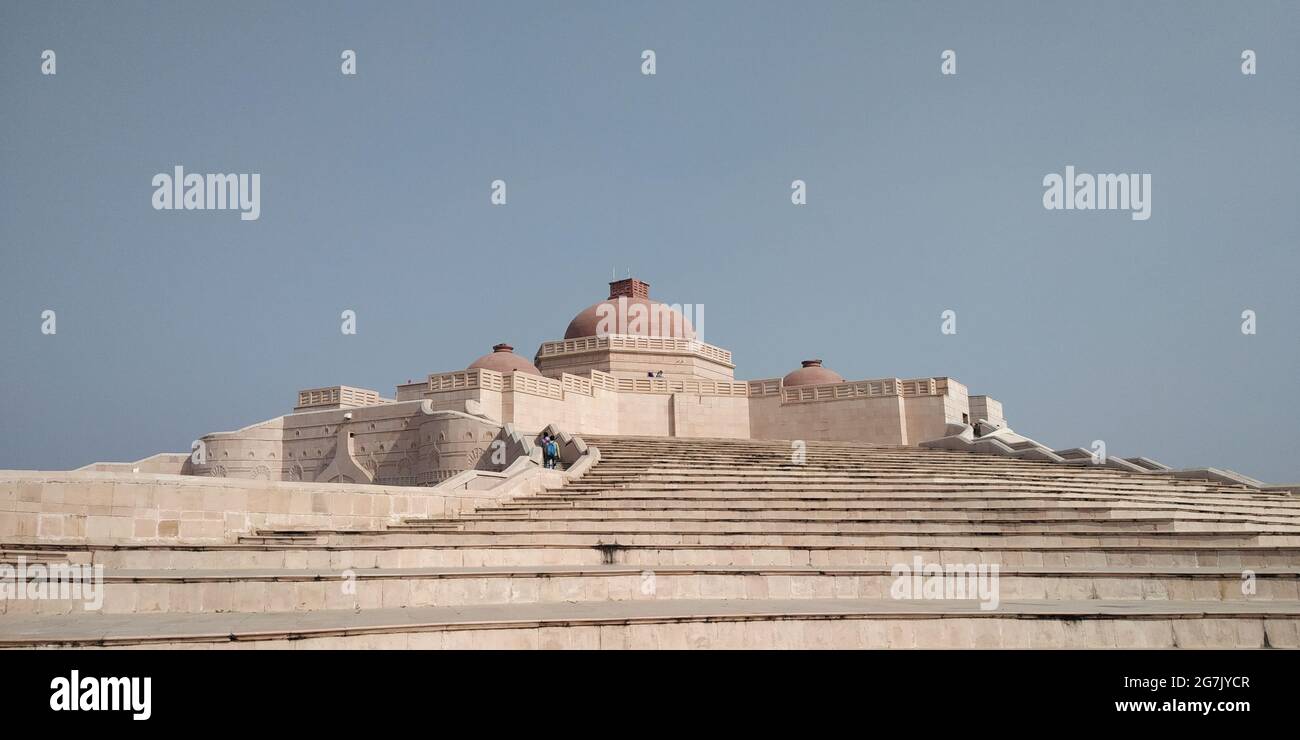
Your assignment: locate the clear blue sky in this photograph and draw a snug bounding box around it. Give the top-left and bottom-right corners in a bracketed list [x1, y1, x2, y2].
[2, 1, 1297, 481]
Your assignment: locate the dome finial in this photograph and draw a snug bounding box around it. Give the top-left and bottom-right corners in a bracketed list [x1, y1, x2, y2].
[608, 277, 650, 300]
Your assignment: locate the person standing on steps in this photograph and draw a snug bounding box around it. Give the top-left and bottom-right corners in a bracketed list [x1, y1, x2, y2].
[540, 433, 552, 469]
[546, 435, 560, 469]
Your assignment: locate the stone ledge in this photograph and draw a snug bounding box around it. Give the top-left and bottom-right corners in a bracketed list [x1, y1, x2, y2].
[3, 598, 1298, 649]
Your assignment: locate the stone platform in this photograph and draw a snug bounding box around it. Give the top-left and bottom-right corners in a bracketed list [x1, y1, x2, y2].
[3, 436, 1298, 648]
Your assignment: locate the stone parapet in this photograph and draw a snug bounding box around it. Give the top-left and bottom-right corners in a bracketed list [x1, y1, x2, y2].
[0, 470, 497, 544]
[295, 385, 386, 411]
[536, 334, 734, 368]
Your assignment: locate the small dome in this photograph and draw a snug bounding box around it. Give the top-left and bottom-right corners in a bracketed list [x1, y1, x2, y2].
[782, 359, 844, 386]
[564, 298, 696, 340]
[468, 343, 542, 376]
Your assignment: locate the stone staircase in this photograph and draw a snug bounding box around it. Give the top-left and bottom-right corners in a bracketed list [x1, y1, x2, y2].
[2, 435, 1299, 648]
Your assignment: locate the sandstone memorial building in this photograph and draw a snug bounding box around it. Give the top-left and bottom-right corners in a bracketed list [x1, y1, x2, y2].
[185, 278, 1009, 487]
[2, 278, 1298, 650]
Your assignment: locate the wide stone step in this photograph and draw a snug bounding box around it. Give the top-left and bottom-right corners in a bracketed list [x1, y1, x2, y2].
[572, 479, 1238, 495]
[589, 457, 1178, 469]
[582, 465, 1228, 485]
[515, 500, 1300, 523]
[586, 450, 1002, 457]
[572, 483, 1268, 502]
[517, 491, 1292, 507]
[9, 541, 1300, 570]
[558, 479, 1276, 496]
[588, 458, 1249, 482]
[3, 564, 1297, 616]
[587, 459, 1229, 471]
[485, 502, 1300, 523]
[566, 467, 1239, 483]
[590, 447, 984, 456]
[556, 486, 1259, 502]
[252, 529, 1299, 550]
[537, 489, 1300, 512]
[4, 598, 1298, 649]
[440, 517, 1292, 534]
[581, 477, 1246, 496]
[417, 516, 1274, 533]
[475, 506, 1174, 520]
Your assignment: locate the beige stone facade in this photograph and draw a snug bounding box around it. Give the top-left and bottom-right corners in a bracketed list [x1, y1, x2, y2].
[186, 278, 1005, 485]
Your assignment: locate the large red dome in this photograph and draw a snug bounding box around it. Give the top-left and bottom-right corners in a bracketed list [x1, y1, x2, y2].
[564, 298, 696, 340]
[468, 343, 542, 376]
[563, 278, 696, 340]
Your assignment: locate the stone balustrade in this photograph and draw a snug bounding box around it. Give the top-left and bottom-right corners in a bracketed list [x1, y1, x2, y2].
[536, 333, 734, 367]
